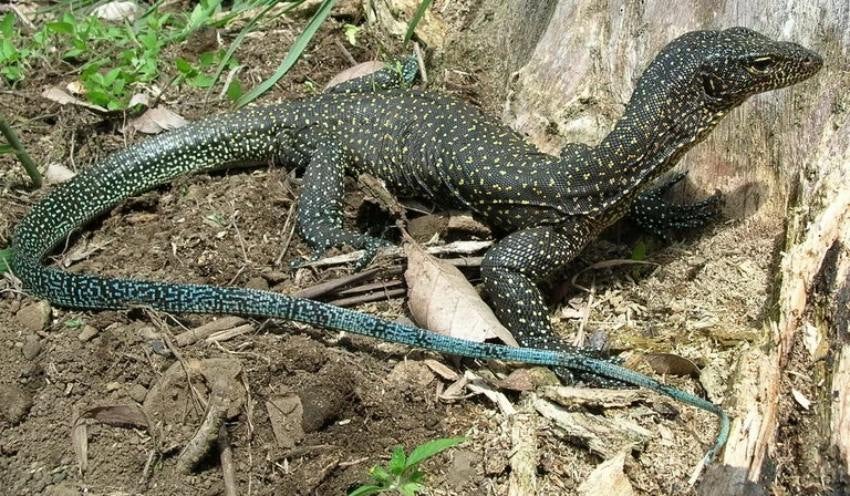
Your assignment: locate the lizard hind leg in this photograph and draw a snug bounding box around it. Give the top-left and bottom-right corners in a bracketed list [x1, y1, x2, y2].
[292, 143, 391, 270]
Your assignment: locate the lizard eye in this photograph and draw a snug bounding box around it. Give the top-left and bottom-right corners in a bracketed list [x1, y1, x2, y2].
[744, 56, 775, 74]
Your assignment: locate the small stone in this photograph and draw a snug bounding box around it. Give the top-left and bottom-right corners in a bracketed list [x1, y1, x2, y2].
[16, 301, 52, 332]
[128, 384, 148, 403]
[0, 384, 33, 424]
[246, 276, 269, 291]
[78, 325, 99, 342]
[105, 381, 121, 392]
[22, 335, 43, 360]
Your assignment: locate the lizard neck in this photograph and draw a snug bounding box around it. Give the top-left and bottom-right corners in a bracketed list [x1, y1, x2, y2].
[595, 93, 713, 194]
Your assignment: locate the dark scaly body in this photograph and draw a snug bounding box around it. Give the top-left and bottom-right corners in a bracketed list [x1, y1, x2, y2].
[11, 28, 822, 464]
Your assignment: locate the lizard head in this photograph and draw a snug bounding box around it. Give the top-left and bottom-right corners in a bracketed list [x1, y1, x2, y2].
[693, 27, 822, 107]
[616, 27, 821, 148]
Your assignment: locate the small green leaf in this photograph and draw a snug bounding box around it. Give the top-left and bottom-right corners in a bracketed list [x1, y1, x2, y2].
[369, 465, 391, 484]
[405, 437, 465, 469]
[388, 446, 406, 475]
[0, 13, 15, 37]
[65, 318, 84, 329]
[400, 482, 425, 496]
[225, 79, 243, 102]
[47, 21, 75, 35]
[190, 73, 215, 88]
[347, 485, 383, 496]
[631, 239, 647, 261]
[344, 24, 360, 46]
[198, 50, 216, 67]
[0, 144, 14, 154]
[174, 57, 194, 75]
[0, 248, 13, 274]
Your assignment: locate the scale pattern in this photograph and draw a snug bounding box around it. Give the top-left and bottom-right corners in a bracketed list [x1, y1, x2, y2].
[11, 27, 822, 463]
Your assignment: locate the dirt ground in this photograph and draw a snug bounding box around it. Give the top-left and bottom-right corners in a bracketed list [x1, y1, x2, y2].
[0, 3, 799, 495]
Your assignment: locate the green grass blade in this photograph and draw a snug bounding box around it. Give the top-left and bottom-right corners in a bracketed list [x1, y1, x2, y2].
[206, 0, 306, 101]
[235, 0, 336, 107]
[403, 0, 432, 44]
[0, 114, 41, 188]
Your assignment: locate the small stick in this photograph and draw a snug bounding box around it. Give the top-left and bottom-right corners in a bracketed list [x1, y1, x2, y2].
[293, 267, 382, 299]
[220, 424, 238, 496]
[333, 38, 357, 66]
[303, 240, 493, 268]
[336, 278, 403, 297]
[275, 201, 298, 266]
[176, 316, 248, 347]
[330, 287, 406, 307]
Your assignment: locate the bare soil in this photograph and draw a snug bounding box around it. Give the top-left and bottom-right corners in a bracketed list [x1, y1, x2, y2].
[0, 3, 787, 495]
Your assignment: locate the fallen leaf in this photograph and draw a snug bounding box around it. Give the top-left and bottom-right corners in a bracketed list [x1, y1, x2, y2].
[128, 106, 188, 134]
[791, 388, 812, 410]
[128, 92, 150, 108]
[423, 359, 459, 381]
[44, 163, 76, 184]
[404, 241, 518, 346]
[324, 61, 387, 91]
[92, 0, 140, 22]
[642, 352, 700, 377]
[42, 86, 108, 113]
[577, 451, 635, 496]
[266, 394, 304, 449]
[72, 403, 152, 475]
[66, 80, 85, 95]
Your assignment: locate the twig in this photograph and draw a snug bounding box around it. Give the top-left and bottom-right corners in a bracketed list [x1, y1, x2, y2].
[220, 424, 238, 496]
[175, 316, 248, 347]
[413, 42, 428, 86]
[178, 384, 228, 473]
[275, 201, 299, 266]
[333, 38, 357, 66]
[303, 240, 493, 268]
[0, 113, 41, 187]
[330, 287, 406, 307]
[336, 278, 403, 296]
[293, 267, 383, 299]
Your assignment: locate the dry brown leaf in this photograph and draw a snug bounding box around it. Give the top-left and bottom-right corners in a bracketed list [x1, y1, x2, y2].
[42, 86, 108, 113]
[72, 404, 152, 475]
[324, 61, 387, 91]
[642, 352, 700, 377]
[577, 451, 635, 496]
[128, 106, 188, 134]
[791, 388, 812, 410]
[404, 241, 518, 346]
[44, 163, 76, 184]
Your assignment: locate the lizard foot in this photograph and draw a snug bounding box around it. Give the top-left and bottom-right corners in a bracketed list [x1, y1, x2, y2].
[629, 172, 723, 240]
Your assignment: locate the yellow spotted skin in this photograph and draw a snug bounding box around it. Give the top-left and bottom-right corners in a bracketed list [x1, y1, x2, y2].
[10, 28, 822, 462]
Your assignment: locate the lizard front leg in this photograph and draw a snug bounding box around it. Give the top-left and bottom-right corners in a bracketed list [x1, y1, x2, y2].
[295, 143, 390, 268]
[629, 172, 722, 240]
[481, 225, 624, 384]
